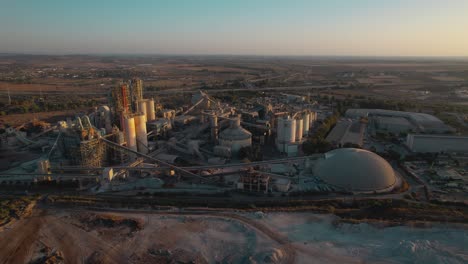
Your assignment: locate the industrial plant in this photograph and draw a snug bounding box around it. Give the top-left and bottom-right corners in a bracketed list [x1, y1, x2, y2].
[0, 79, 329, 193]
[3, 77, 468, 201]
[2, 1, 468, 262]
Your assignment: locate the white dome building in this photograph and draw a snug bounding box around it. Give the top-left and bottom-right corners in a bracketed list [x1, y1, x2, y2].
[313, 148, 397, 192]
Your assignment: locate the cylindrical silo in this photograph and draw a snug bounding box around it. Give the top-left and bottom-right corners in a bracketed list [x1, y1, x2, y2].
[210, 114, 218, 142]
[134, 114, 148, 154]
[296, 118, 303, 141]
[137, 100, 147, 123]
[124, 116, 137, 151]
[146, 99, 156, 121]
[309, 112, 316, 128]
[284, 117, 296, 143]
[303, 113, 310, 136]
[277, 117, 285, 143]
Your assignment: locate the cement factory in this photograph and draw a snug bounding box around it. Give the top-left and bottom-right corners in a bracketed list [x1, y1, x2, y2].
[3, 78, 468, 199]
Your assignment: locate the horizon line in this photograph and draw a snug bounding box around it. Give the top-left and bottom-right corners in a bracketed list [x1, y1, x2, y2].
[1, 52, 468, 60]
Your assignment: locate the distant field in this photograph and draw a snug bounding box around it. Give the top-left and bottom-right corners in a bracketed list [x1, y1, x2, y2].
[0, 108, 90, 127]
[0, 80, 110, 93]
[431, 76, 465, 82]
[0, 54, 467, 103]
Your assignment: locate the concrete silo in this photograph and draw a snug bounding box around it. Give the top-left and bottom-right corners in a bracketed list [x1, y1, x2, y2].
[276, 116, 296, 152]
[296, 118, 303, 141]
[146, 99, 156, 121]
[137, 100, 148, 123]
[284, 117, 296, 143]
[218, 115, 252, 156]
[303, 112, 310, 136]
[124, 116, 137, 152]
[210, 114, 218, 143]
[134, 113, 148, 154]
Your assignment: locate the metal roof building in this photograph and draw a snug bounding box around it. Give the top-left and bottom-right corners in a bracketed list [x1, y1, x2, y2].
[345, 109, 453, 133]
[406, 134, 468, 153]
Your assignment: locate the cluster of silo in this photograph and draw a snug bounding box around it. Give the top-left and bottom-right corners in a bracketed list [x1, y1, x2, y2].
[136, 98, 157, 122]
[124, 113, 148, 154]
[277, 114, 314, 155]
[301, 111, 317, 136]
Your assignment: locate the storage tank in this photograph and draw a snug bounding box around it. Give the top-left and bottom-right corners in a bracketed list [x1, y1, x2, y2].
[309, 112, 317, 128]
[134, 113, 148, 154]
[296, 118, 303, 141]
[218, 115, 252, 156]
[146, 99, 156, 121]
[137, 100, 147, 123]
[276, 116, 296, 152]
[303, 112, 310, 136]
[124, 116, 137, 151]
[210, 114, 218, 142]
[284, 117, 296, 143]
[276, 117, 285, 144]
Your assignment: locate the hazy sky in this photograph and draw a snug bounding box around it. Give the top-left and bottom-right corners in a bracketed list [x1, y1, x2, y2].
[1, 0, 467, 56]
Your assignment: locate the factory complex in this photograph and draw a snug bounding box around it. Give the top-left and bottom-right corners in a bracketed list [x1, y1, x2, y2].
[4, 79, 468, 200]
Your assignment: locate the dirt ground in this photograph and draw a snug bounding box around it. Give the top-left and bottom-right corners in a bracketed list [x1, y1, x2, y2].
[0, 207, 290, 264]
[0, 108, 89, 127]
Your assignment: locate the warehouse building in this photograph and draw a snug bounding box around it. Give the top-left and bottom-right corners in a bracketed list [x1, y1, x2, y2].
[406, 134, 468, 153]
[346, 109, 453, 134]
[372, 116, 416, 134]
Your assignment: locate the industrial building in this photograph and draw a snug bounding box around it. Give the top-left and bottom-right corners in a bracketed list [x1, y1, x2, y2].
[313, 148, 398, 192]
[406, 134, 468, 153]
[276, 110, 316, 156]
[218, 115, 252, 156]
[237, 170, 270, 193]
[371, 116, 415, 134]
[50, 79, 321, 174]
[345, 109, 454, 134]
[4, 78, 360, 199]
[326, 118, 365, 147]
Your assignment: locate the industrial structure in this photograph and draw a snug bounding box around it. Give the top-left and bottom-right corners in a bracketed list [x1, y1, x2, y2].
[218, 115, 252, 156]
[313, 148, 398, 192]
[326, 118, 366, 147]
[345, 109, 454, 134]
[1, 79, 416, 198]
[406, 134, 468, 153]
[18, 78, 321, 177]
[276, 110, 317, 156]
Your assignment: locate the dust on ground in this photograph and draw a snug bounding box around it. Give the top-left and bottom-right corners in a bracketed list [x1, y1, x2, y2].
[0, 208, 284, 264]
